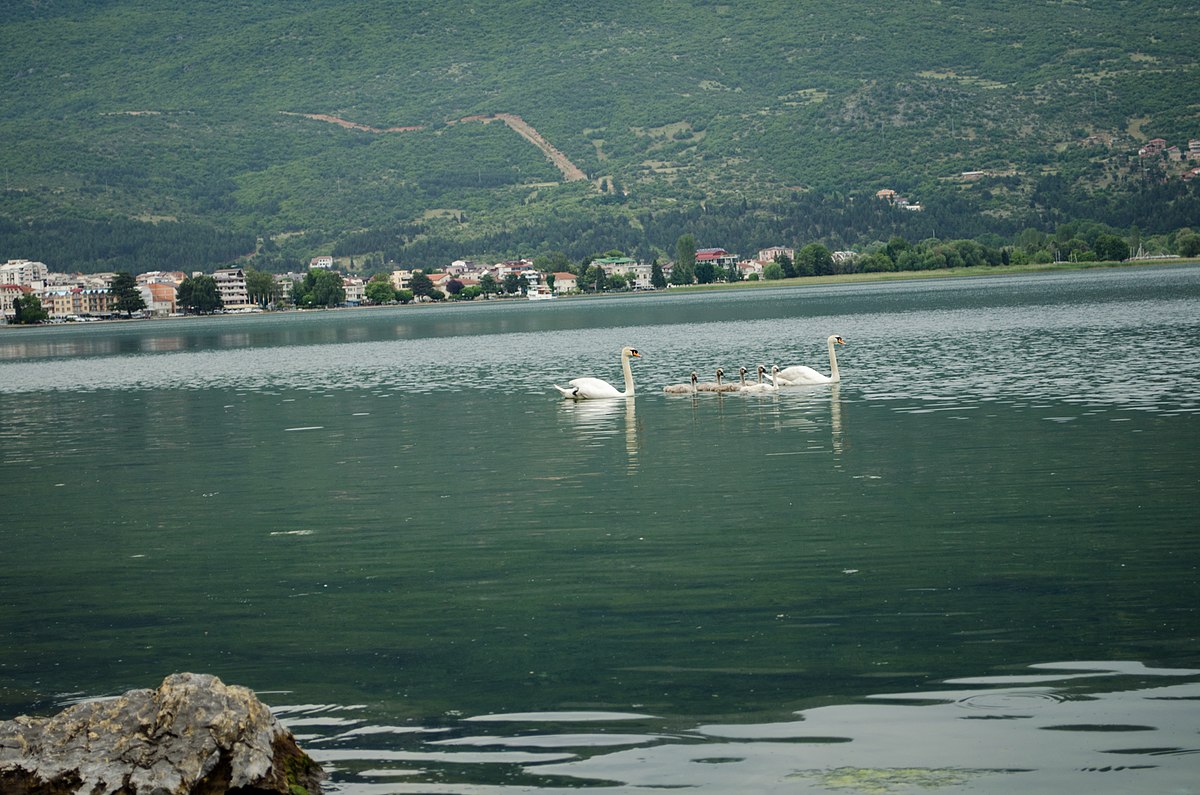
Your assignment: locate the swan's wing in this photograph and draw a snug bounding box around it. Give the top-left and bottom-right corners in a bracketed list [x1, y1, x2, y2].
[566, 377, 622, 399]
[775, 365, 828, 384]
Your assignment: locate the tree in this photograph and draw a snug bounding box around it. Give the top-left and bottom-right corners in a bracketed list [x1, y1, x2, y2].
[885, 235, 911, 263]
[774, 253, 795, 278]
[176, 275, 223, 314]
[409, 270, 434, 300]
[545, 273, 556, 292]
[364, 274, 396, 303]
[459, 285, 483, 300]
[532, 251, 571, 272]
[245, 268, 279, 307]
[797, 243, 834, 276]
[1176, 231, 1200, 257]
[672, 234, 696, 285]
[479, 273, 498, 298]
[763, 262, 785, 280]
[446, 278, 464, 296]
[650, 260, 667, 289]
[298, 269, 345, 307]
[396, 289, 414, 304]
[694, 262, 717, 284]
[1093, 233, 1129, 262]
[502, 272, 521, 294]
[109, 271, 146, 317]
[11, 293, 48, 324]
[580, 264, 607, 292]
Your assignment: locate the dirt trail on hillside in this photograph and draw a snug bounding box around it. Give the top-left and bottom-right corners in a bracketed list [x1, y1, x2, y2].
[284, 110, 587, 183]
[280, 112, 425, 133]
[459, 113, 587, 182]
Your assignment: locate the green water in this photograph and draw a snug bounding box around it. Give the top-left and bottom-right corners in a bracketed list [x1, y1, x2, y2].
[2, 266, 1198, 793]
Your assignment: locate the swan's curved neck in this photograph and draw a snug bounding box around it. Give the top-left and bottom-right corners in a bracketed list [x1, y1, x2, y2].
[828, 337, 841, 383]
[621, 352, 636, 396]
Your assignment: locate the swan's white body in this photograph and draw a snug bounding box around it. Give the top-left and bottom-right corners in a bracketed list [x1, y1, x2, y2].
[554, 347, 640, 399]
[773, 335, 845, 385]
[740, 365, 779, 393]
[664, 372, 699, 394]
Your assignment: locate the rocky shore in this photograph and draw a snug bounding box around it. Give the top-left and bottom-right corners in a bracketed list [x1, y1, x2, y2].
[0, 672, 322, 794]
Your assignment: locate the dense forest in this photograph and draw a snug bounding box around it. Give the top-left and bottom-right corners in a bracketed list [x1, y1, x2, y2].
[1, 0, 1198, 273]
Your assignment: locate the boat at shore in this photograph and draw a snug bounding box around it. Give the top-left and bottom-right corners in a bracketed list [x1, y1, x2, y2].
[528, 288, 555, 301]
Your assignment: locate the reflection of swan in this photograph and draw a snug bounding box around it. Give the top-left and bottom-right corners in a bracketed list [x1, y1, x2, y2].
[741, 366, 779, 394]
[773, 335, 846, 385]
[830, 382, 844, 456]
[663, 372, 698, 394]
[556, 394, 640, 472]
[554, 347, 641, 399]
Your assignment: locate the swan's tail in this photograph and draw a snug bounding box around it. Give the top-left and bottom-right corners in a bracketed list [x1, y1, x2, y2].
[553, 384, 578, 398]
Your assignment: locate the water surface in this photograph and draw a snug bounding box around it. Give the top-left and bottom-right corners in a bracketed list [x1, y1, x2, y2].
[2, 266, 1198, 793]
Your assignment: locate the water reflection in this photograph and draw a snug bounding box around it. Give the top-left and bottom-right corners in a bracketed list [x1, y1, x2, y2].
[279, 660, 1200, 794]
[4, 268, 1200, 417]
[557, 398, 640, 473]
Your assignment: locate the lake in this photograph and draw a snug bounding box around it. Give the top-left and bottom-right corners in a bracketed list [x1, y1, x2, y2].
[2, 265, 1198, 794]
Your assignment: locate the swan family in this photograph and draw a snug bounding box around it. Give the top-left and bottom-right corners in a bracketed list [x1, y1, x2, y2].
[553, 336, 845, 399]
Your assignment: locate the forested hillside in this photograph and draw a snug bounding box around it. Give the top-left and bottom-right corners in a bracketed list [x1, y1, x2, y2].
[1, 0, 1197, 272]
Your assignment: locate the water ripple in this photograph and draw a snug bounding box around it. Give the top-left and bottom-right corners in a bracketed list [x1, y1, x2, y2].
[276, 661, 1200, 794]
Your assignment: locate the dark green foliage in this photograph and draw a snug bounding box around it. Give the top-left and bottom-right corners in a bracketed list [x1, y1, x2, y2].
[1176, 231, 1200, 257]
[650, 261, 666, 289]
[245, 268, 279, 306]
[296, 269, 345, 307]
[409, 270, 434, 299]
[1, 1, 1197, 270]
[10, 294, 49, 324]
[176, 275, 222, 314]
[0, 218, 254, 274]
[364, 273, 396, 304]
[673, 234, 696, 285]
[109, 271, 146, 315]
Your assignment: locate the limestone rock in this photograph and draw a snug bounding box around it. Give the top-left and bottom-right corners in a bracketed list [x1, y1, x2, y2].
[0, 672, 323, 794]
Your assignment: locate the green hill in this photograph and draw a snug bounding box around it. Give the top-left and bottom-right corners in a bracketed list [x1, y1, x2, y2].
[2, 0, 1197, 271]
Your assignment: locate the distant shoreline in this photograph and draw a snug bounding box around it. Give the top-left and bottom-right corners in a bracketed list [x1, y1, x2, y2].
[4, 258, 1197, 329]
[655, 257, 1200, 294]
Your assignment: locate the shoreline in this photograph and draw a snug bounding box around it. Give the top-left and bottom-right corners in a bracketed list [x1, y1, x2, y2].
[5, 258, 1197, 329]
[655, 256, 1200, 293]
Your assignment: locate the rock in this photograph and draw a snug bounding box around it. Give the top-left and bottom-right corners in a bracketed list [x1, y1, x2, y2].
[0, 672, 323, 794]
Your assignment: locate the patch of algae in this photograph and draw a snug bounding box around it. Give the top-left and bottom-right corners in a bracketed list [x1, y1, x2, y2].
[789, 767, 978, 793]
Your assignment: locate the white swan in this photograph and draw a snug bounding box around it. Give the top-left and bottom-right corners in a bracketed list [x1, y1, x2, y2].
[773, 335, 846, 385]
[663, 372, 699, 394]
[554, 346, 641, 399]
[740, 365, 779, 394]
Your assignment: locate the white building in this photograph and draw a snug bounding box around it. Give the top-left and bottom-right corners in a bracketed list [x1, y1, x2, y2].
[343, 276, 365, 305]
[0, 259, 50, 286]
[391, 269, 412, 291]
[213, 268, 250, 308]
[757, 246, 794, 263]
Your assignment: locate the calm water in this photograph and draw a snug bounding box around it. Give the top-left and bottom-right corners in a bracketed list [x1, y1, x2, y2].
[2, 266, 1198, 794]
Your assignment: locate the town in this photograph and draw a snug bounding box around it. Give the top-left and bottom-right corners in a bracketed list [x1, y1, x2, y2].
[1, 244, 842, 323]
